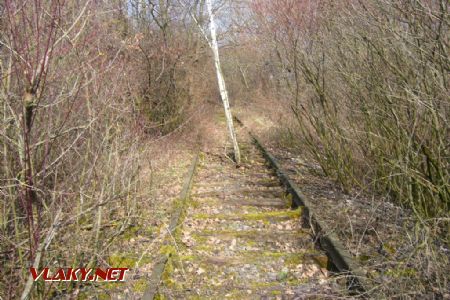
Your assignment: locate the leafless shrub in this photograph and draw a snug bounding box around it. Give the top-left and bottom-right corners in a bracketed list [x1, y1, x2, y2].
[252, 0, 449, 297]
[0, 1, 149, 298]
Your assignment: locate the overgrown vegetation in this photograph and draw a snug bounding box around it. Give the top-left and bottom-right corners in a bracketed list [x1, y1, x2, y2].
[1, 0, 448, 298]
[0, 0, 212, 298]
[253, 0, 449, 219]
[252, 0, 449, 297]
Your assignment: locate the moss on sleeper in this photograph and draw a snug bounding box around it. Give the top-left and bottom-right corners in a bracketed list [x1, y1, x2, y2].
[132, 278, 148, 292]
[159, 244, 176, 256]
[385, 267, 417, 278]
[284, 193, 293, 208]
[249, 281, 282, 289]
[189, 198, 201, 209]
[194, 229, 307, 238]
[284, 255, 304, 266]
[193, 207, 302, 221]
[261, 251, 286, 259]
[161, 256, 178, 288]
[154, 293, 167, 300]
[271, 290, 283, 295]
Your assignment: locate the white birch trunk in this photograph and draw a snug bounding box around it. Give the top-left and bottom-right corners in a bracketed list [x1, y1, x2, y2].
[206, 0, 241, 165]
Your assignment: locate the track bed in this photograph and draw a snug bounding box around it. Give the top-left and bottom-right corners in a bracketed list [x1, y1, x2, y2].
[157, 141, 342, 299]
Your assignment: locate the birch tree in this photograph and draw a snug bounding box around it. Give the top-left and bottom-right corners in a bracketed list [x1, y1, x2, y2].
[205, 0, 241, 164]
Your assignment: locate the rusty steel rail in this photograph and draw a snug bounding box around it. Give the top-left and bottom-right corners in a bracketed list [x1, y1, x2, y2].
[250, 133, 373, 296]
[142, 152, 199, 300]
[234, 115, 372, 295]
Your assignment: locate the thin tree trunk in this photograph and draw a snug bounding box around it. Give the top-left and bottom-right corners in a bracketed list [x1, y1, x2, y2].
[20, 209, 61, 300]
[206, 0, 241, 165]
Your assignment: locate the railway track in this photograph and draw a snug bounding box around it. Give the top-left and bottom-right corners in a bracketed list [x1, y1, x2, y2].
[143, 128, 368, 299]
